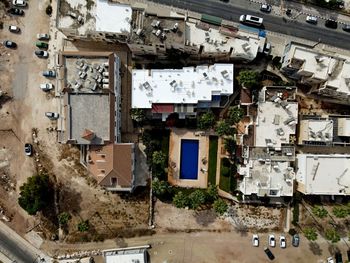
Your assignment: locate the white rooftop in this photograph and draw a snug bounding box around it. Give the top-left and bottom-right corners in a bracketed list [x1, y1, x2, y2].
[131, 64, 234, 109]
[255, 100, 298, 148]
[296, 154, 350, 195]
[105, 253, 145, 263]
[337, 118, 350, 137]
[326, 60, 350, 96]
[298, 119, 333, 143]
[186, 21, 260, 61]
[96, 0, 132, 34]
[239, 160, 294, 197]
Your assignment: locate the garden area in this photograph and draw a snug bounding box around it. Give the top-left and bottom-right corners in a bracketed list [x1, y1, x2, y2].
[208, 136, 218, 186]
[219, 157, 237, 194]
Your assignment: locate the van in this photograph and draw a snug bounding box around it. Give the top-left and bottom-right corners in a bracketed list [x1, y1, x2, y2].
[239, 15, 263, 26]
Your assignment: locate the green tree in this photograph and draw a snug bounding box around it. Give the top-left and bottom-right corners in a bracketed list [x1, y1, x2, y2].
[312, 206, 328, 219]
[77, 220, 90, 232]
[332, 206, 349, 218]
[206, 184, 218, 202]
[325, 228, 340, 243]
[303, 227, 318, 241]
[213, 198, 228, 216]
[198, 111, 215, 131]
[188, 190, 206, 209]
[58, 212, 71, 226]
[237, 70, 260, 88]
[173, 191, 188, 208]
[227, 106, 244, 125]
[152, 179, 170, 197]
[18, 174, 53, 215]
[152, 151, 166, 166]
[215, 121, 235, 137]
[224, 137, 236, 159]
[130, 108, 146, 123]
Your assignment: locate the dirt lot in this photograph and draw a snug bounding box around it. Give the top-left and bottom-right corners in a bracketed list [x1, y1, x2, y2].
[154, 201, 284, 233]
[0, 0, 149, 244]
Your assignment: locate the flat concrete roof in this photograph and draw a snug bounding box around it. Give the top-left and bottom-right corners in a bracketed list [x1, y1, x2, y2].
[296, 154, 350, 195]
[131, 64, 234, 109]
[255, 101, 298, 148]
[239, 159, 294, 197]
[298, 119, 333, 144]
[68, 93, 110, 144]
[96, 1, 132, 34]
[185, 21, 260, 61]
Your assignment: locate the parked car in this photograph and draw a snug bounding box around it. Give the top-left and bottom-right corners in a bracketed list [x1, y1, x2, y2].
[325, 19, 337, 29]
[260, 3, 272, 12]
[327, 257, 335, 263]
[268, 234, 276, 247]
[3, 40, 17, 49]
[24, 143, 32, 156]
[335, 252, 343, 263]
[36, 41, 48, 49]
[42, 70, 56, 78]
[45, 112, 59, 120]
[292, 234, 300, 247]
[264, 247, 275, 260]
[9, 25, 20, 33]
[252, 234, 259, 247]
[35, 50, 48, 58]
[342, 24, 350, 32]
[37, 33, 50, 41]
[12, 0, 27, 7]
[263, 42, 271, 55]
[239, 14, 264, 27]
[40, 83, 53, 91]
[7, 8, 24, 15]
[306, 15, 318, 24]
[279, 235, 286, 248]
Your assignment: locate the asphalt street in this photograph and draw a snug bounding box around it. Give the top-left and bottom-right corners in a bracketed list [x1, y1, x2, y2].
[149, 0, 350, 50]
[0, 229, 38, 263]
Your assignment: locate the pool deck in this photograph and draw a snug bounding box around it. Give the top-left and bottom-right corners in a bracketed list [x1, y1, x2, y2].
[168, 128, 209, 188]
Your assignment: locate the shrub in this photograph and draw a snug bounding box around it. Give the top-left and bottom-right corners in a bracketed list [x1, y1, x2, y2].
[58, 212, 71, 226]
[152, 179, 170, 197]
[237, 70, 260, 88]
[172, 191, 188, 208]
[227, 106, 244, 125]
[332, 206, 349, 218]
[206, 184, 218, 202]
[292, 203, 299, 226]
[325, 228, 340, 243]
[303, 227, 318, 241]
[213, 198, 228, 216]
[198, 111, 215, 131]
[77, 220, 90, 232]
[312, 206, 328, 218]
[188, 190, 206, 209]
[215, 121, 235, 137]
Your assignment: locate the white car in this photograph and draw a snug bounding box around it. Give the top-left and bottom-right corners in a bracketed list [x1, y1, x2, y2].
[9, 25, 20, 33]
[13, 0, 27, 7]
[40, 83, 53, 91]
[279, 235, 286, 248]
[306, 15, 318, 24]
[37, 33, 50, 40]
[252, 234, 259, 247]
[45, 112, 59, 120]
[327, 257, 334, 263]
[268, 234, 276, 247]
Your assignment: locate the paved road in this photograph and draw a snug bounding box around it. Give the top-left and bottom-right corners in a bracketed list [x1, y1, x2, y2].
[149, 0, 350, 50]
[0, 226, 38, 263]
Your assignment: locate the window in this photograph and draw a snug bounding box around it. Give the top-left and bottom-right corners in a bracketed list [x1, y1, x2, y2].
[111, 177, 117, 185]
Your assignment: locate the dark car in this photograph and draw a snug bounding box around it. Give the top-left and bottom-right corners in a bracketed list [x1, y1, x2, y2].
[343, 24, 350, 32]
[292, 234, 300, 247]
[7, 8, 24, 16]
[36, 41, 48, 49]
[260, 3, 272, 12]
[3, 40, 17, 49]
[264, 247, 275, 260]
[42, 70, 56, 78]
[24, 143, 32, 156]
[335, 252, 343, 263]
[35, 50, 48, 58]
[325, 19, 337, 29]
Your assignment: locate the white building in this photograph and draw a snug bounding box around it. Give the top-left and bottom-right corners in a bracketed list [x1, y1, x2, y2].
[255, 87, 298, 148]
[103, 246, 149, 263]
[281, 42, 350, 103]
[131, 64, 234, 120]
[296, 154, 350, 195]
[57, 0, 132, 42]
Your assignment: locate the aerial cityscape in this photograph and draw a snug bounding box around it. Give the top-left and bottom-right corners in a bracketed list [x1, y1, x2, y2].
[0, 0, 350, 262]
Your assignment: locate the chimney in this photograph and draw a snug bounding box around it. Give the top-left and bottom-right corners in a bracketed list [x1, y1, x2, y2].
[81, 129, 96, 141]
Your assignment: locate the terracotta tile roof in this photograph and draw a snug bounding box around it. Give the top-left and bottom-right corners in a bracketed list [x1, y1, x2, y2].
[88, 143, 134, 189]
[152, 103, 174, 113]
[240, 88, 252, 105]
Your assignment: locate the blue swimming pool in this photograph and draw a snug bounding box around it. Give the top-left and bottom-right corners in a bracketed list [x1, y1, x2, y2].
[180, 139, 199, 180]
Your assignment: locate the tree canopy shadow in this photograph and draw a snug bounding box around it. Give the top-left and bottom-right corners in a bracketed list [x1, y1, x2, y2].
[58, 184, 82, 215]
[194, 210, 216, 227]
[309, 242, 323, 256]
